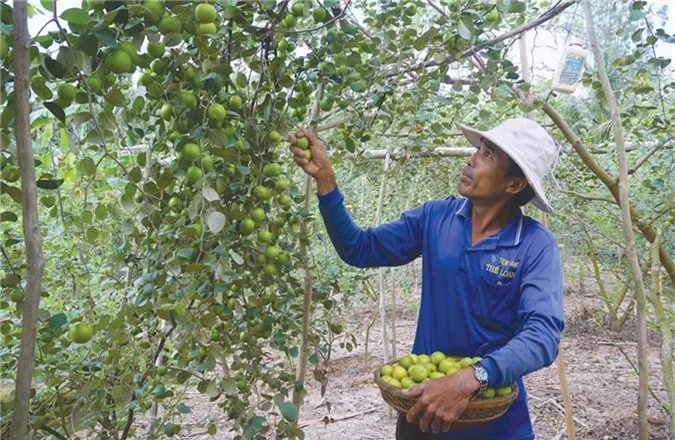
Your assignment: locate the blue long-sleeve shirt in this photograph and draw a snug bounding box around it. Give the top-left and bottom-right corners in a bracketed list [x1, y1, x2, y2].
[318, 188, 564, 440]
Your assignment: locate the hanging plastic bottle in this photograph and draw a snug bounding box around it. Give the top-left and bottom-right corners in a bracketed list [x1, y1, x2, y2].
[552, 42, 588, 94]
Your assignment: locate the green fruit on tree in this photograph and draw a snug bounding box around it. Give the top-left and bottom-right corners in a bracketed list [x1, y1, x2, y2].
[195, 3, 217, 23]
[201, 155, 214, 172]
[228, 94, 243, 109]
[312, 7, 327, 22]
[291, 2, 305, 17]
[262, 163, 282, 177]
[143, 0, 165, 22]
[57, 83, 77, 101]
[240, 218, 255, 235]
[190, 221, 203, 237]
[254, 185, 273, 200]
[118, 41, 139, 62]
[258, 229, 273, 243]
[10, 290, 24, 302]
[265, 245, 281, 260]
[147, 41, 165, 58]
[207, 103, 226, 121]
[275, 178, 289, 191]
[485, 10, 499, 24]
[160, 103, 173, 120]
[296, 136, 310, 149]
[181, 143, 201, 162]
[404, 4, 417, 16]
[319, 98, 333, 111]
[168, 197, 183, 211]
[277, 194, 291, 207]
[197, 22, 217, 35]
[69, 323, 94, 344]
[251, 208, 266, 223]
[269, 130, 281, 142]
[277, 252, 290, 264]
[106, 50, 133, 73]
[151, 59, 166, 74]
[158, 16, 182, 34]
[180, 91, 198, 109]
[85, 76, 102, 93]
[186, 165, 203, 185]
[283, 14, 296, 27]
[263, 264, 278, 275]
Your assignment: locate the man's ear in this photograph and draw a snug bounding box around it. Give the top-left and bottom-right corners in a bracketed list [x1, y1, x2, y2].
[506, 176, 528, 195]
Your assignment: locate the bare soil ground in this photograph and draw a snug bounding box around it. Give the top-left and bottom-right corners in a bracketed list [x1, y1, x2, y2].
[175, 286, 671, 440]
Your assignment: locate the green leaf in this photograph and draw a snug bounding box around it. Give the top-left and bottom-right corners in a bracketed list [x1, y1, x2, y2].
[207, 424, 217, 435]
[629, 10, 645, 21]
[277, 401, 298, 422]
[230, 251, 243, 265]
[1, 183, 23, 203]
[44, 57, 66, 78]
[78, 157, 97, 177]
[105, 89, 128, 107]
[60, 8, 89, 26]
[36, 178, 64, 190]
[176, 403, 191, 414]
[202, 186, 220, 202]
[48, 312, 67, 329]
[44, 101, 66, 123]
[207, 211, 226, 233]
[243, 416, 266, 439]
[86, 226, 99, 243]
[207, 129, 230, 147]
[458, 19, 472, 40]
[94, 204, 108, 220]
[0, 211, 17, 222]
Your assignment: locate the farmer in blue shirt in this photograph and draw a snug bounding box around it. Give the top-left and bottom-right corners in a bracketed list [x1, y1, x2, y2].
[289, 118, 564, 440]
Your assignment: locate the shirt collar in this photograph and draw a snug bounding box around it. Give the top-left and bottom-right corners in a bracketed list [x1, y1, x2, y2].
[455, 198, 525, 249]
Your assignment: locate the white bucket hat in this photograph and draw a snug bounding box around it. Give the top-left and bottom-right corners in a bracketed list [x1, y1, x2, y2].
[460, 118, 557, 213]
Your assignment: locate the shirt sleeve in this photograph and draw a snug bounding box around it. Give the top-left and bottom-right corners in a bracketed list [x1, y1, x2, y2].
[317, 187, 425, 268]
[480, 233, 565, 387]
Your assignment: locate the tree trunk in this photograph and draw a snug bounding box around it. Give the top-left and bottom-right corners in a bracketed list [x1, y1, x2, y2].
[10, 2, 46, 439]
[583, 2, 649, 438]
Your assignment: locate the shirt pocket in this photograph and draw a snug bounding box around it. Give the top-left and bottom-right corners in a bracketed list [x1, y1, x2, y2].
[472, 274, 518, 332]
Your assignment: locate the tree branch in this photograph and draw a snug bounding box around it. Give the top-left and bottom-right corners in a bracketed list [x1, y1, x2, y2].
[386, 0, 578, 78]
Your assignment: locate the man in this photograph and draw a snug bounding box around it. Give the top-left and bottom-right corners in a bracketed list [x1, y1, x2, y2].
[289, 118, 563, 440]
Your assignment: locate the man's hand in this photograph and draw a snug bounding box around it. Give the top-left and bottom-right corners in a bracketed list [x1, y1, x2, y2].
[288, 128, 336, 195]
[404, 368, 480, 434]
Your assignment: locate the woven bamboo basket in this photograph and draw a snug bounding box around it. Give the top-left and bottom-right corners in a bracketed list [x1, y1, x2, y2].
[373, 362, 518, 426]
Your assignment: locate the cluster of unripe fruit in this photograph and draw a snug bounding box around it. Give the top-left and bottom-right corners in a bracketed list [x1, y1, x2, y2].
[379, 352, 513, 399]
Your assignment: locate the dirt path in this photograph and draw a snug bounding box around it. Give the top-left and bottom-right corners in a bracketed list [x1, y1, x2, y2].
[173, 289, 671, 440]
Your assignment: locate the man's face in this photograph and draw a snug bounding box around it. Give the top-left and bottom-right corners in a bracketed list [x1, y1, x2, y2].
[458, 139, 525, 204]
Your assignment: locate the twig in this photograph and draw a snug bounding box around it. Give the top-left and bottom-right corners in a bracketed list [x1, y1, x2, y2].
[298, 406, 379, 428]
[627, 138, 672, 175]
[560, 189, 614, 204]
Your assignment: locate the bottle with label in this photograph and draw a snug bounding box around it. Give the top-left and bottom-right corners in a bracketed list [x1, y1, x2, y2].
[552, 42, 588, 94]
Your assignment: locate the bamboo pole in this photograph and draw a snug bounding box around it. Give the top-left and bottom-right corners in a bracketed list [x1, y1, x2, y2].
[519, 32, 575, 440]
[293, 83, 324, 414]
[583, 2, 649, 438]
[376, 148, 392, 366]
[10, 2, 46, 438]
[390, 268, 397, 360]
[648, 231, 674, 437]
